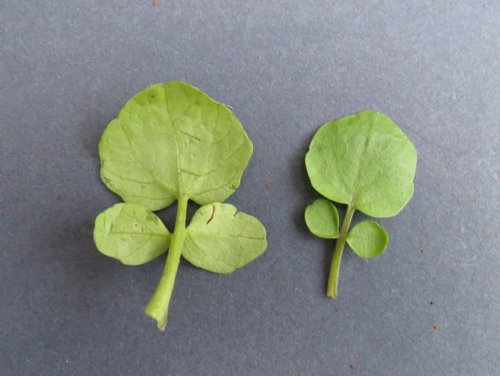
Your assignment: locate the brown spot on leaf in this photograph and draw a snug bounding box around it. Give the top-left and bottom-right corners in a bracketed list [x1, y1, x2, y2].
[207, 205, 216, 224]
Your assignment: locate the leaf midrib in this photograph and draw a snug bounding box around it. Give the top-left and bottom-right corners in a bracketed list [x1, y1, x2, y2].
[96, 229, 169, 238]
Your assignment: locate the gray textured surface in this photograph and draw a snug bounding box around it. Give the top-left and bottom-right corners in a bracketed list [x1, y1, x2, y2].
[1, 1, 499, 375]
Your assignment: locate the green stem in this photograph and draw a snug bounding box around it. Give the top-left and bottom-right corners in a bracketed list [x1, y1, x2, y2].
[326, 204, 355, 299]
[144, 194, 189, 330]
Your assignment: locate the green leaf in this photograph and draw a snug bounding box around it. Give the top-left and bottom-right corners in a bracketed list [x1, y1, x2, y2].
[95, 81, 266, 331]
[94, 203, 171, 265]
[98, 81, 253, 211]
[304, 110, 417, 298]
[305, 110, 417, 218]
[304, 199, 339, 239]
[347, 221, 389, 258]
[182, 203, 267, 273]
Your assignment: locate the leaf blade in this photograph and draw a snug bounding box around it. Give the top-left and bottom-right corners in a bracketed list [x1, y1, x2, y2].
[305, 110, 417, 218]
[94, 203, 171, 265]
[304, 199, 340, 239]
[182, 203, 267, 273]
[99, 81, 253, 211]
[347, 220, 389, 259]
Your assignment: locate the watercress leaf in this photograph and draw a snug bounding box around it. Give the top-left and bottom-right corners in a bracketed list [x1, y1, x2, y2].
[305, 110, 417, 218]
[94, 203, 171, 265]
[99, 81, 253, 211]
[304, 199, 339, 239]
[347, 220, 389, 258]
[182, 203, 267, 274]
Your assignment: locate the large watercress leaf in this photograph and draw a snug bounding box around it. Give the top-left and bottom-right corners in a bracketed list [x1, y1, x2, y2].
[304, 199, 339, 239]
[182, 203, 267, 273]
[99, 81, 253, 211]
[94, 203, 171, 265]
[347, 220, 389, 258]
[305, 110, 417, 218]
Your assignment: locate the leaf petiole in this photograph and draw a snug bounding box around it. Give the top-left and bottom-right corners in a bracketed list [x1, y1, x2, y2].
[144, 194, 189, 330]
[327, 204, 355, 298]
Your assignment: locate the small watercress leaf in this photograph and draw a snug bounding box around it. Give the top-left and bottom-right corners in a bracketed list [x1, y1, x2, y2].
[305, 110, 417, 218]
[99, 81, 253, 211]
[304, 110, 417, 298]
[304, 199, 339, 239]
[182, 203, 267, 274]
[347, 220, 389, 259]
[94, 203, 171, 265]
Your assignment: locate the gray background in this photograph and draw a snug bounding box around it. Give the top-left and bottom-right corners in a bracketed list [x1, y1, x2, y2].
[1, 1, 499, 375]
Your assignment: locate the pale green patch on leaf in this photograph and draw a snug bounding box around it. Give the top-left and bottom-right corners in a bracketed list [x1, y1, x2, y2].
[94, 81, 266, 331]
[182, 203, 267, 274]
[94, 203, 170, 265]
[304, 110, 417, 298]
[304, 199, 339, 239]
[98, 81, 253, 211]
[347, 221, 389, 258]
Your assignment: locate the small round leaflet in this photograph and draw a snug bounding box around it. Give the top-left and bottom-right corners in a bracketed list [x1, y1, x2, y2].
[183, 203, 267, 274]
[304, 199, 339, 239]
[94, 203, 170, 265]
[347, 220, 389, 258]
